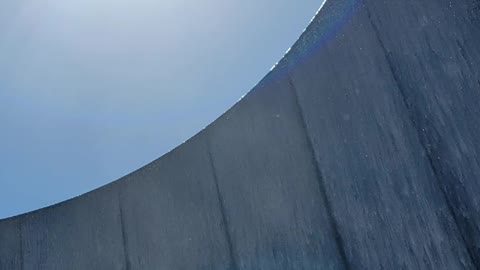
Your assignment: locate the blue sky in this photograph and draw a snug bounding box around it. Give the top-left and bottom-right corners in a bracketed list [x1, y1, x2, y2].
[0, 0, 322, 218]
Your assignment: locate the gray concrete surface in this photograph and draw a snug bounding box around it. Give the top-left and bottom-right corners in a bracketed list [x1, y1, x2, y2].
[1, 0, 479, 269]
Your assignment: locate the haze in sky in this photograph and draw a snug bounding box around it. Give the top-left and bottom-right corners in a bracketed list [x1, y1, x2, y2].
[0, 0, 322, 218]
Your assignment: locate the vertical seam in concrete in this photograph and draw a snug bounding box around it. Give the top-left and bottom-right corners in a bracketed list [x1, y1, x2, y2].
[287, 74, 351, 270]
[363, 3, 479, 268]
[118, 192, 131, 270]
[206, 138, 239, 270]
[19, 219, 24, 270]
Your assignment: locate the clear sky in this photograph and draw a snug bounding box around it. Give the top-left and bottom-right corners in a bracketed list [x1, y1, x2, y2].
[0, 0, 323, 218]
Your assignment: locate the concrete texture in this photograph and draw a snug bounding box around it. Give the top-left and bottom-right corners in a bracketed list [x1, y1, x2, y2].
[1, 0, 479, 269]
[118, 132, 233, 270]
[207, 66, 346, 269]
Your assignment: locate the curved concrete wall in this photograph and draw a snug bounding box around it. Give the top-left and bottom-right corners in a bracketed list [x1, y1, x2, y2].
[1, 0, 480, 269]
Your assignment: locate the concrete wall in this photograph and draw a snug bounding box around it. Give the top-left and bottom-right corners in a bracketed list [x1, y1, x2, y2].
[1, 0, 479, 269]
